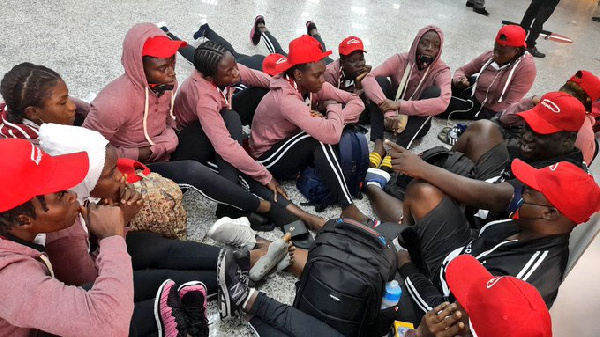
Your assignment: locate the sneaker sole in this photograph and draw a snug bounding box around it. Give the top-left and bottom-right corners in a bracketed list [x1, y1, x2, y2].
[217, 249, 232, 319]
[153, 279, 174, 337]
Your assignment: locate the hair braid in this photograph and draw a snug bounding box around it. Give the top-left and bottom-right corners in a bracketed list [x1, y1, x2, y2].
[0, 62, 61, 123]
[194, 41, 228, 77]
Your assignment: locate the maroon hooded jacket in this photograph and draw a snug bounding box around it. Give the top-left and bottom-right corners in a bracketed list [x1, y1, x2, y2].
[362, 25, 452, 118]
[83, 23, 178, 162]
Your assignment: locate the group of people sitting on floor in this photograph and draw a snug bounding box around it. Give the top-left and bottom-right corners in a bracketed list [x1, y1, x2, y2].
[0, 13, 599, 337]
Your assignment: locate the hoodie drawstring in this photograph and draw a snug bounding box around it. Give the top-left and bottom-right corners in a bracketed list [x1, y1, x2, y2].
[497, 56, 523, 103]
[395, 63, 413, 101]
[143, 87, 156, 146]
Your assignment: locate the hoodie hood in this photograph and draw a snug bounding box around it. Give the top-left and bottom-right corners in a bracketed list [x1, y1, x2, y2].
[38, 124, 108, 202]
[409, 25, 445, 70]
[121, 22, 170, 90]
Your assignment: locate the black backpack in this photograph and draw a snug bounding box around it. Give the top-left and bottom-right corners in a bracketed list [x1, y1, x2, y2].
[384, 146, 475, 200]
[293, 218, 397, 337]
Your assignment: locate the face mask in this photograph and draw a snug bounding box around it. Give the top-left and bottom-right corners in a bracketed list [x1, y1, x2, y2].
[418, 54, 435, 68]
[508, 186, 525, 220]
[149, 83, 174, 97]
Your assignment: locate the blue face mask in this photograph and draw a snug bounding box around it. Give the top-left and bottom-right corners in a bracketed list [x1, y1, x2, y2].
[507, 186, 525, 219]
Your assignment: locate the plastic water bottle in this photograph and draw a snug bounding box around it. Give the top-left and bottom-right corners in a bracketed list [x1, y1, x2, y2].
[381, 280, 402, 309]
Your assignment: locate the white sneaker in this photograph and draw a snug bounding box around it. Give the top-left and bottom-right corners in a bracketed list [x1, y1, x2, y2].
[208, 217, 257, 249]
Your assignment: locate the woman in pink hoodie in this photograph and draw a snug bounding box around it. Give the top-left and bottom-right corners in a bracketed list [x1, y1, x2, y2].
[250, 35, 369, 222]
[82, 23, 297, 226]
[0, 139, 134, 337]
[440, 25, 536, 120]
[362, 25, 452, 156]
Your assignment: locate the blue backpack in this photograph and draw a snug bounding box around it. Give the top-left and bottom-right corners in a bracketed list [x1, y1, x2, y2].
[297, 128, 369, 211]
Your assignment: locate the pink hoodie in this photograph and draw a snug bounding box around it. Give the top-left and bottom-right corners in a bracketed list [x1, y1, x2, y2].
[0, 235, 133, 337]
[454, 50, 536, 114]
[175, 65, 273, 184]
[362, 25, 452, 118]
[250, 76, 364, 158]
[500, 97, 597, 165]
[83, 23, 178, 162]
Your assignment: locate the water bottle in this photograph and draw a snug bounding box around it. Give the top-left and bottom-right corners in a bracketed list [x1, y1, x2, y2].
[381, 280, 402, 309]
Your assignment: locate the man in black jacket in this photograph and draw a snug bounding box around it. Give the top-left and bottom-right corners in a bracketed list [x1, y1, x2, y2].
[396, 159, 599, 320]
[385, 92, 597, 318]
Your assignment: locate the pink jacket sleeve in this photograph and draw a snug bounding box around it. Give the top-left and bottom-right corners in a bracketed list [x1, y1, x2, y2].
[364, 54, 403, 106]
[316, 82, 365, 124]
[239, 64, 271, 88]
[281, 97, 345, 144]
[196, 99, 272, 184]
[0, 236, 134, 337]
[397, 69, 452, 117]
[70, 96, 91, 119]
[499, 97, 534, 126]
[454, 52, 489, 80]
[45, 218, 98, 286]
[83, 104, 140, 160]
[576, 116, 596, 165]
[148, 126, 178, 162]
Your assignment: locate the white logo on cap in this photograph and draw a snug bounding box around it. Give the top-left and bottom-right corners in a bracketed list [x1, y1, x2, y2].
[347, 38, 361, 45]
[276, 57, 287, 64]
[30, 144, 42, 165]
[540, 99, 561, 113]
[549, 163, 559, 171]
[486, 277, 502, 289]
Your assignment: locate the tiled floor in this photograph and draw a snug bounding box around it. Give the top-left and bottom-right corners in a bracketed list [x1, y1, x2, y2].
[2, 0, 599, 335]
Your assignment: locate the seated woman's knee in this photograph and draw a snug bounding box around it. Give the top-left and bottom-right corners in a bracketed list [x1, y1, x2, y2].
[406, 180, 443, 204]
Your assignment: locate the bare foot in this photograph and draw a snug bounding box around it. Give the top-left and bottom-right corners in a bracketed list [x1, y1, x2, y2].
[285, 204, 326, 231]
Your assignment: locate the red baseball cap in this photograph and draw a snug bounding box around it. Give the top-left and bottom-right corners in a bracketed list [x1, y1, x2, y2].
[496, 25, 527, 48]
[517, 92, 585, 134]
[511, 159, 600, 224]
[568, 70, 600, 102]
[262, 53, 287, 76]
[142, 36, 187, 58]
[275, 35, 332, 73]
[338, 36, 366, 56]
[0, 139, 89, 212]
[446, 255, 552, 337]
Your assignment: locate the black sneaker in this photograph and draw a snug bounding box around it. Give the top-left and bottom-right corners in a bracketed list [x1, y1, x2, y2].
[193, 19, 209, 40]
[306, 20, 317, 36]
[593, 17, 600, 22]
[250, 15, 265, 45]
[217, 248, 250, 320]
[473, 7, 489, 16]
[527, 46, 546, 58]
[465, 1, 475, 7]
[154, 279, 191, 337]
[178, 281, 209, 337]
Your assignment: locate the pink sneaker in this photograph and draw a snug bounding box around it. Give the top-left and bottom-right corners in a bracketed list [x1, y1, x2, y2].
[154, 279, 190, 337]
[250, 15, 265, 45]
[178, 281, 209, 337]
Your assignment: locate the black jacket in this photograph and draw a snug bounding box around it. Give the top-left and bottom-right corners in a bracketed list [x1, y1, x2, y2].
[400, 219, 569, 313]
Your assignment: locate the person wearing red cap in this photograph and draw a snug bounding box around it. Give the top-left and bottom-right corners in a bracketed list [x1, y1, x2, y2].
[0, 139, 135, 336]
[390, 155, 599, 325]
[361, 26, 451, 153]
[440, 25, 536, 121]
[500, 70, 600, 165]
[520, 0, 561, 58]
[250, 35, 369, 222]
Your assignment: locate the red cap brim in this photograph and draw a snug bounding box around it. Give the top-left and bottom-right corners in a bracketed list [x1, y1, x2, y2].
[144, 40, 187, 59]
[446, 255, 493, 308]
[39, 152, 90, 197]
[510, 159, 542, 192]
[517, 108, 563, 135]
[275, 50, 333, 73]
